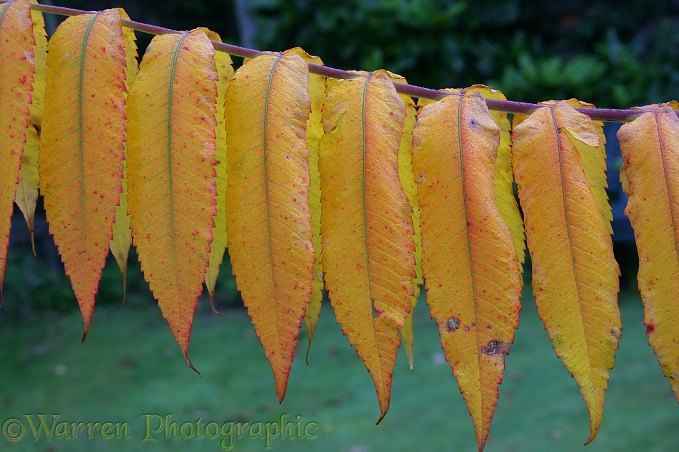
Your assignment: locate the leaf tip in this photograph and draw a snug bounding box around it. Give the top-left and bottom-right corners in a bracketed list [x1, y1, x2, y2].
[375, 409, 387, 425]
[120, 268, 127, 305]
[186, 356, 201, 376]
[276, 388, 286, 404]
[81, 315, 94, 342]
[30, 230, 36, 256]
[405, 345, 414, 369]
[584, 431, 598, 446]
[275, 374, 291, 404]
[477, 430, 490, 452]
[209, 292, 221, 315]
[582, 391, 603, 446]
[305, 342, 311, 365]
[375, 396, 392, 425]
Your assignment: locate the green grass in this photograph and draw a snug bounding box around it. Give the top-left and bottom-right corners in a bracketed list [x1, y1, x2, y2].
[0, 287, 676, 451]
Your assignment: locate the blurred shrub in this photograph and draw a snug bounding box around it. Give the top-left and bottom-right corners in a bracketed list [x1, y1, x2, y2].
[251, 0, 679, 107]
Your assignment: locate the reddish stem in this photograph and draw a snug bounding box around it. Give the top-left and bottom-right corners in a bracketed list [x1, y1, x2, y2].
[4, 0, 676, 122]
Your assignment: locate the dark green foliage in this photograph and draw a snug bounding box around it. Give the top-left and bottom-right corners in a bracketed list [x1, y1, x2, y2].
[251, 0, 679, 107]
[43, 0, 239, 57]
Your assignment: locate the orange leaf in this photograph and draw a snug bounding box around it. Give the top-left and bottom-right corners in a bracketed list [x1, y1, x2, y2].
[224, 50, 315, 401]
[127, 29, 218, 369]
[618, 102, 679, 402]
[319, 71, 416, 422]
[412, 90, 522, 450]
[0, 0, 35, 302]
[511, 101, 620, 444]
[39, 9, 128, 335]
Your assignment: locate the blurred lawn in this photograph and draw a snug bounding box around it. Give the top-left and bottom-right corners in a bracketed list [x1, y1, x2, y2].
[0, 286, 676, 451]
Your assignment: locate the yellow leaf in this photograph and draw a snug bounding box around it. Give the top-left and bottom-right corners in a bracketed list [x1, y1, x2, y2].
[224, 50, 315, 401]
[412, 90, 522, 450]
[511, 101, 621, 444]
[110, 159, 131, 304]
[109, 9, 137, 304]
[282, 48, 326, 363]
[0, 0, 35, 302]
[618, 103, 679, 402]
[320, 71, 416, 422]
[39, 9, 128, 336]
[555, 99, 613, 233]
[14, 0, 46, 254]
[201, 29, 234, 312]
[15, 122, 39, 256]
[389, 72, 421, 369]
[467, 85, 526, 268]
[127, 29, 218, 370]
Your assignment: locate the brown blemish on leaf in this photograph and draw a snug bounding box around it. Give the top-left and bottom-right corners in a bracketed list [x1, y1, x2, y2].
[447, 317, 460, 332]
[482, 340, 509, 356]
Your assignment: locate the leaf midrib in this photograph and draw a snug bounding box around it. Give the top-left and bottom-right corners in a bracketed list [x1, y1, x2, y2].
[654, 110, 679, 276]
[264, 53, 283, 358]
[78, 13, 99, 246]
[550, 106, 593, 377]
[457, 94, 482, 411]
[361, 74, 386, 389]
[166, 32, 189, 297]
[0, 2, 9, 27]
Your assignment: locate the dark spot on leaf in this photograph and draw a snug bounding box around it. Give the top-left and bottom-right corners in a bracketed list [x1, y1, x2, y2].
[447, 317, 460, 332]
[482, 340, 509, 356]
[646, 323, 655, 334]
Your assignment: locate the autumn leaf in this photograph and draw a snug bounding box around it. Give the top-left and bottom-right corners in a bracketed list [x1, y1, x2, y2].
[224, 50, 315, 401]
[511, 101, 620, 444]
[618, 102, 679, 402]
[390, 73, 421, 369]
[283, 48, 326, 362]
[319, 70, 416, 422]
[467, 85, 525, 268]
[39, 9, 129, 336]
[0, 0, 35, 302]
[412, 90, 522, 450]
[14, 0, 46, 254]
[562, 99, 612, 233]
[127, 29, 218, 370]
[201, 29, 233, 312]
[108, 9, 138, 304]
